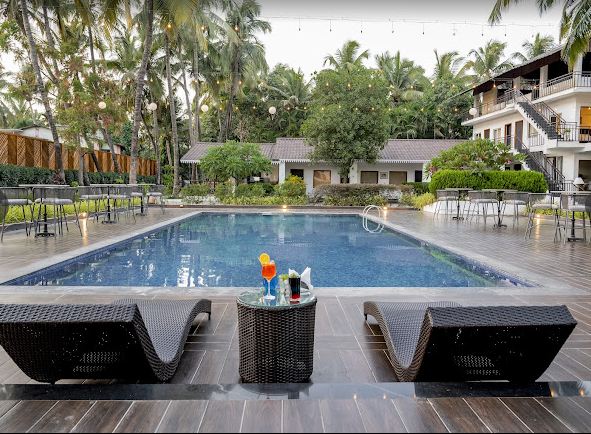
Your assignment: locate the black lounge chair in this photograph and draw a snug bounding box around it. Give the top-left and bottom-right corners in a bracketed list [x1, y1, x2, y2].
[0, 298, 211, 383]
[364, 301, 577, 382]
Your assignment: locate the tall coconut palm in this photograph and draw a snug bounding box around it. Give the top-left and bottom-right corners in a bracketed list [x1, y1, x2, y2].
[18, 0, 65, 180]
[324, 40, 369, 71]
[218, 0, 270, 142]
[129, 0, 154, 185]
[514, 33, 556, 62]
[433, 50, 466, 81]
[490, 0, 588, 67]
[375, 51, 426, 103]
[464, 40, 514, 83]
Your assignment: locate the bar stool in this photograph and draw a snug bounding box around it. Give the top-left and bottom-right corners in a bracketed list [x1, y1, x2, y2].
[434, 189, 459, 218]
[560, 193, 591, 244]
[0, 187, 32, 241]
[33, 187, 82, 237]
[130, 185, 146, 215]
[525, 193, 561, 241]
[147, 185, 165, 214]
[78, 186, 103, 222]
[466, 191, 498, 224]
[110, 186, 135, 223]
[501, 191, 530, 224]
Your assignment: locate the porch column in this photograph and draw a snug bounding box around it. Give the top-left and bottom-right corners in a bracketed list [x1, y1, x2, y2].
[278, 160, 286, 183]
[349, 161, 359, 184]
[540, 65, 548, 85]
[574, 54, 584, 74]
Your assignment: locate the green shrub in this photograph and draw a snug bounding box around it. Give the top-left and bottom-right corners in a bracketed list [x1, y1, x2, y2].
[260, 182, 275, 196]
[0, 163, 156, 187]
[324, 194, 387, 207]
[180, 183, 211, 198]
[221, 196, 308, 205]
[214, 181, 233, 199]
[402, 182, 430, 195]
[429, 170, 548, 194]
[412, 192, 436, 209]
[235, 183, 267, 197]
[399, 193, 415, 207]
[313, 184, 401, 203]
[275, 175, 307, 197]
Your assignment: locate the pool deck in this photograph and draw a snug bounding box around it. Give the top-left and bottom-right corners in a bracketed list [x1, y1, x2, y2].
[1, 207, 591, 432]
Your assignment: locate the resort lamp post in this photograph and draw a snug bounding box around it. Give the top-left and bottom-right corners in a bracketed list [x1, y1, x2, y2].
[269, 106, 277, 120]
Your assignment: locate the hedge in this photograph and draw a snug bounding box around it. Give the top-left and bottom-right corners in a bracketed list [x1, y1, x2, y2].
[402, 182, 430, 195]
[0, 163, 156, 187]
[429, 170, 548, 194]
[313, 184, 402, 203]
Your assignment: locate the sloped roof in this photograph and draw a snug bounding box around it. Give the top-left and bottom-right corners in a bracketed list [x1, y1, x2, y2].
[180, 138, 463, 164]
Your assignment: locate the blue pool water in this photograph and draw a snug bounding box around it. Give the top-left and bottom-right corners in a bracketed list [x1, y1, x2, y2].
[6, 213, 525, 287]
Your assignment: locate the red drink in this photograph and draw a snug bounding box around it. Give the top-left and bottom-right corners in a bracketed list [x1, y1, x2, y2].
[262, 263, 276, 281]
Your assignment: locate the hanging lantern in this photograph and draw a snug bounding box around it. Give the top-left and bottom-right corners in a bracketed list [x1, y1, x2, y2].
[469, 107, 478, 117]
[268, 106, 277, 116]
[98, 101, 107, 110]
[147, 102, 158, 112]
[201, 104, 209, 113]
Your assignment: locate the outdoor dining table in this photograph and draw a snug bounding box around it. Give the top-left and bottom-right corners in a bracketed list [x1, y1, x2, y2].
[18, 184, 70, 237]
[552, 191, 591, 242]
[444, 188, 471, 221]
[481, 189, 518, 229]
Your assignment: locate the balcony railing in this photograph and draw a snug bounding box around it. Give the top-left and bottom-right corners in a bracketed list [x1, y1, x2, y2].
[532, 72, 591, 100]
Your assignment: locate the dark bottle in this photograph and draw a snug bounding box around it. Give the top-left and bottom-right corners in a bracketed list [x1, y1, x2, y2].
[289, 276, 301, 300]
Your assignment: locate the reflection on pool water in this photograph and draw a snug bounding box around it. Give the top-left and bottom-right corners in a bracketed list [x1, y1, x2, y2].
[6, 213, 526, 288]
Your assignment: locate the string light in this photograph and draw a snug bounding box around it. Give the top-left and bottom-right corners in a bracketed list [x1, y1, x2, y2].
[329, 20, 332, 32]
[298, 18, 301, 32]
[234, 25, 239, 31]
[167, 22, 172, 29]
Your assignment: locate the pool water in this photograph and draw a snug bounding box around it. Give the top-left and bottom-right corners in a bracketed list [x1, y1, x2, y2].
[6, 213, 524, 287]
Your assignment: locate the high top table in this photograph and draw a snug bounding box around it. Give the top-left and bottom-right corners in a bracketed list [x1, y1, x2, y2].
[552, 191, 591, 242]
[90, 184, 122, 224]
[129, 184, 154, 216]
[481, 189, 517, 228]
[444, 188, 471, 221]
[19, 185, 70, 237]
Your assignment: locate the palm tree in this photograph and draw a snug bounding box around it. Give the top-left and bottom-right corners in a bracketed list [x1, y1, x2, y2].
[433, 50, 466, 81]
[129, 0, 154, 185]
[489, 0, 588, 67]
[218, 0, 270, 142]
[324, 40, 369, 71]
[464, 40, 514, 83]
[18, 0, 65, 181]
[375, 51, 426, 103]
[514, 33, 556, 62]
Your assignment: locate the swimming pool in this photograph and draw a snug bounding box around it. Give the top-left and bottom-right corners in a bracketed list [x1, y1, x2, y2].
[6, 213, 526, 287]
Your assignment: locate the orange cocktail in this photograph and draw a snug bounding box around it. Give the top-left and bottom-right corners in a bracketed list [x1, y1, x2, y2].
[262, 261, 277, 300]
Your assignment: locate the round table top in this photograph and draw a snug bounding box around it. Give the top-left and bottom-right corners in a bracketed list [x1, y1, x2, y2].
[238, 289, 316, 309]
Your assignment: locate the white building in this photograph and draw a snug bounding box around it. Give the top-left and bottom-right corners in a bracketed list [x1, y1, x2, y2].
[181, 138, 462, 194]
[463, 45, 591, 190]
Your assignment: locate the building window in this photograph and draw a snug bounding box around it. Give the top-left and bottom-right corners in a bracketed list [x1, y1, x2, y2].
[414, 170, 423, 182]
[484, 129, 490, 139]
[475, 133, 482, 139]
[389, 171, 407, 185]
[360, 171, 378, 184]
[493, 128, 502, 142]
[290, 169, 304, 179]
[313, 170, 331, 188]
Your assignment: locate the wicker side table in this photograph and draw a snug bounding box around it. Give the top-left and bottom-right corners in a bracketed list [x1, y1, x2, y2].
[237, 291, 317, 383]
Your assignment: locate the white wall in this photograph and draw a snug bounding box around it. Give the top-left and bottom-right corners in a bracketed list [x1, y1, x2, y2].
[355, 162, 424, 184]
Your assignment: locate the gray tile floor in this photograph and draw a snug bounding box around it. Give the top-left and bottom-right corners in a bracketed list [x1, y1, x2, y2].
[1, 207, 591, 432]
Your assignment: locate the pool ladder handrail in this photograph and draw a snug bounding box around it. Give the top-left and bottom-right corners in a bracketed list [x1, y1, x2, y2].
[362, 205, 385, 233]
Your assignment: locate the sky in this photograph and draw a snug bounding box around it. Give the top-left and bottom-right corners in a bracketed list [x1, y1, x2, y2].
[257, 0, 563, 77]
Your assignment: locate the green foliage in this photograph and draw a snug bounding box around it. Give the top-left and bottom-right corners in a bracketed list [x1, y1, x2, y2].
[180, 184, 211, 198]
[221, 196, 308, 206]
[412, 192, 437, 209]
[235, 183, 267, 197]
[313, 184, 400, 201]
[402, 182, 430, 195]
[429, 170, 548, 193]
[200, 141, 272, 182]
[324, 194, 387, 207]
[275, 175, 307, 197]
[0, 164, 155, 187]
[214, 181, 233, 200]
[301, 67, 390, 178]
[427, 139, 523, 173]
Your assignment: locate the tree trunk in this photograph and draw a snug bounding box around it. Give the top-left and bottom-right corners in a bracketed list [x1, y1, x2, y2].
[165, 32, 181, 196]
[77, 138, 85, 186]
[153, 107, 161, 184]
[99, 125, 121, 172]
[219, 56, 240, 142]
[192, 48, 201, 141]
[165, 137, 172, 167]
[41, 0, 60, 84]
[179, 44, 195, 146]
[129, 0, 154, 185]
[20, 0, 64, 181]
[88, 26, 97, 75]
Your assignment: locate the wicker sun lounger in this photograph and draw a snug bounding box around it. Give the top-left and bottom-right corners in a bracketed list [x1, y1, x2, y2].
[0, 298, 211, 383]
[364, 301, 577, 382]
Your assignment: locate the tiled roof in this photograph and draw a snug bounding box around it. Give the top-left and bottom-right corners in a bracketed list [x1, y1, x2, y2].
[180, 138, 463, 163]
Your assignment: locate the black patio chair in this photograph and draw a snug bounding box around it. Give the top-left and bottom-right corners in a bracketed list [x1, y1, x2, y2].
[363, 301, 576, 382]
[0, 298, 211, 383]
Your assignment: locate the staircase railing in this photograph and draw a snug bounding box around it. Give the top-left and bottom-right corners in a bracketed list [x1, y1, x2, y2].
[532, 72, 591, 100]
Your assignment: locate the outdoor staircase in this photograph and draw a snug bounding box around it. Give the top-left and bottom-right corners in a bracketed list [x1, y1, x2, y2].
[512, 91, 574, 191]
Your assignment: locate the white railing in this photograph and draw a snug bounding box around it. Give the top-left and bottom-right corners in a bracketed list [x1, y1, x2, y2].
[362, 205, 385, 233]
